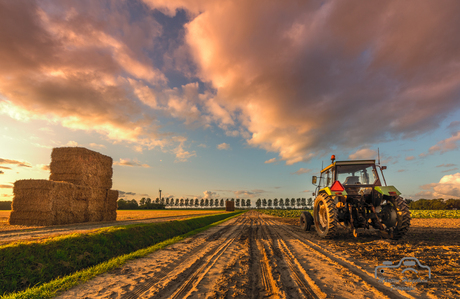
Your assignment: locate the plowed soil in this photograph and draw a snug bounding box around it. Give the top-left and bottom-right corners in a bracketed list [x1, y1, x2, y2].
[55, 211, 460, 299]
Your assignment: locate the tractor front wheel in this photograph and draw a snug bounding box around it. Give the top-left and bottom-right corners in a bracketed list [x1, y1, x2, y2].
[300, 211, 314, 231]
[313, 193, 338, 238]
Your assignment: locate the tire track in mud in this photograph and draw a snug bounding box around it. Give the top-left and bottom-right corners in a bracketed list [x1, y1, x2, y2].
[263, 217, 419, 299]
[135, 215, 250, 298]
[258, 215, 322, 299]
[57, 211, 430, 299]
[120, 216, 247, 299]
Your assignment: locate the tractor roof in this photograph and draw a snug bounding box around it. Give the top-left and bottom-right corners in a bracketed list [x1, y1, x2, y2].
[321, 159, 376, 173]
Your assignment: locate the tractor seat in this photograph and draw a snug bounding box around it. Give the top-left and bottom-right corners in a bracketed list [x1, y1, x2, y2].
[343, 176, 360, 185]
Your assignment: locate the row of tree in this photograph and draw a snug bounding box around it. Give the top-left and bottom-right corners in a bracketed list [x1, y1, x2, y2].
[118, 197, 460, 210]
[405, 198, 460, 210]
[117, 197, 315, 210]
[0, 201, 11, 210]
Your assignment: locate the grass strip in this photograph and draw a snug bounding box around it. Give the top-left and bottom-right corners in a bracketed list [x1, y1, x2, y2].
[2, 211, 244, 299]
[0, 211, 244, 296]
[257, 209, 460, 219]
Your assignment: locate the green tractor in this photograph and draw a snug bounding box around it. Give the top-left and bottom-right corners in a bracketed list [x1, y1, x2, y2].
[300, 155, 410, 239]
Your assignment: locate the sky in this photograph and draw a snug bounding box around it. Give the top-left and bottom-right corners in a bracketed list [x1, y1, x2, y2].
[1, 0, 460, 205]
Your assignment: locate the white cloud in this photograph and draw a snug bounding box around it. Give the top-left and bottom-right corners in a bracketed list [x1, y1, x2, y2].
[417, 173, 460, 199]
[66, 141, 79, 147]
[217, 142, 230, 150]
[203, 190, 218, 198]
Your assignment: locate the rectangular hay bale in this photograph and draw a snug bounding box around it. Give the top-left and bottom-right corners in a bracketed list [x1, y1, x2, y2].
[8, 210, 54, 226]
[10, 179, 91, 226]
[49, 147, 113, 189]
[104, 190, 118, 221]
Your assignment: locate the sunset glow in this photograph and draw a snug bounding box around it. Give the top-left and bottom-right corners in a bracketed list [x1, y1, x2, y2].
[1, 0, 460, 203]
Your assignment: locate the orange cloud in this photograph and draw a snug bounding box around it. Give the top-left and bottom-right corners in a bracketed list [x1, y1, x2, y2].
[114, 158, 151, 168]
[147, 0, 460, 164]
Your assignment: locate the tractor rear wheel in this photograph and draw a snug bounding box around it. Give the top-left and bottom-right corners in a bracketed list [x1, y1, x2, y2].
[300, 211, 314, 231]
[313, 193, 338, 238]
[390, 196, 411, 240]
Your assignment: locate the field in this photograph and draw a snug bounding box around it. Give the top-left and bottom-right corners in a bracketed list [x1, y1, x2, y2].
[2, 209, 459, 298]
[0, 209, 233, 245]
[258, 209, 460, 219]
[54, 211, 460, 299]
[115, 209, 229, 221]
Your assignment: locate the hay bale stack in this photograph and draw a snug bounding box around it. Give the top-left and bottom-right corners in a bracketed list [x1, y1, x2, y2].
[9, 180, 91, 226]
[104, 190, 118, 221]
[49, 147, 113, 189]
[10, 147, 118, 226]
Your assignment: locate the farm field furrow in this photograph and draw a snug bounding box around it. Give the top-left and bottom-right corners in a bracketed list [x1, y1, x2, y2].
[0, 210, 229, 245]
[55, 211, 459, 299]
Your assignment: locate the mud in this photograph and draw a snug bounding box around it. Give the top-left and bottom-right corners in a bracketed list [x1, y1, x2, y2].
[55, 211, 459, 299]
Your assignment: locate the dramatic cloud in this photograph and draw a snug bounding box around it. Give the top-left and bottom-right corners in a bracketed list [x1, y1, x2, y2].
[264, 158, 277, 164]
[291, 168, 311, 175]
[417, 173, 460, 199]
[147, 0, 460, 164]
[0, 166, 11, 170]
[2, 0, 460, 166]
[0, 0, 186, 156]
[114, 158, 151, 168]
[0, 185, 13, 189]
[217, 143, 230, 150]
[0, 171, 3, 174]
[0, 158, 32, 168]
[349, 149, 378, 160]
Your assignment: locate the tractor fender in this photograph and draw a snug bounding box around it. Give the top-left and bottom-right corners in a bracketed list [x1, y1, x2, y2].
[374, 186, 401, 196]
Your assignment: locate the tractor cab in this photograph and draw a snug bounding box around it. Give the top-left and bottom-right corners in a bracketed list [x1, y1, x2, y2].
[312, 156, 386, 198]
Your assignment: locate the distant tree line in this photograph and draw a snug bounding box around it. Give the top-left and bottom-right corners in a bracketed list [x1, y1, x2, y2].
[116, 197, 316, 210]
[405, 198, 460, 210]
[0, 201, 11, 210]
[118, 197, 460, 210]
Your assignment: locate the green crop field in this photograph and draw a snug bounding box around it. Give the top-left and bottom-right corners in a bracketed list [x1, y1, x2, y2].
[258, 209, 460, 219]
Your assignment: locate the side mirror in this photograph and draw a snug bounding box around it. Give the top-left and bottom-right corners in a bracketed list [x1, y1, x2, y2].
[312, 176, 317, 184]
[381, 166, 387, 170]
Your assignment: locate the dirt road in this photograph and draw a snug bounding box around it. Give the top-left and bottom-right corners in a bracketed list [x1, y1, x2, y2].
[0, 212, 224, 245]
[55, 211, 457, 299]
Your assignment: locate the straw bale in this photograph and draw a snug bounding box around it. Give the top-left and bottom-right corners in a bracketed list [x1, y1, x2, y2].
[12, 180, 55, 212]
[11, 180, 92, 225]
[9, 210, 54, 226]
[104, 190, 118, 221]
[87, 188, 108, 222]
[49, 147, 113, 189]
